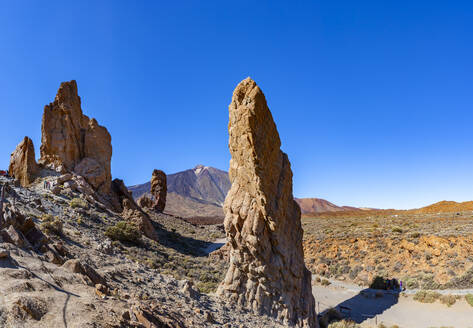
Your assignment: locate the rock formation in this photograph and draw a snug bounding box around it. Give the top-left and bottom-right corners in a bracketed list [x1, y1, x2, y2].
[112, 179, 158, 241]
[216, 78, 317, 327]
[39, 80, 112, 195]
[150, 169, 167, 212]
[137, 194, 153, 209]
[8, 137, 38, 187]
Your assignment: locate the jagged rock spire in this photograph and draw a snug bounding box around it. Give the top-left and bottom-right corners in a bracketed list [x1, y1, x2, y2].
[217, 78, 317, 327]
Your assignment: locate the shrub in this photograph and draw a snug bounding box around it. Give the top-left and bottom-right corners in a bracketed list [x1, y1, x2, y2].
[413, 290, 441, 303]
[195, 281, 218, 294]
[327, 320, 360, 328]
[321, 279, 331, 286]
[392, 227, 403, 233]
[69, 197, 88, 209]
[439, 294, 457, 307]
[405, 278, 419, 289]
[466, 294, 473, 307]
[40, 215, 63, 236]
[105, 221, 141, 243]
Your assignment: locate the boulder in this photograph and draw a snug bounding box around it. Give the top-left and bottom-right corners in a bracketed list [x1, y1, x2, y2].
[39, 80, 112, 195]
[137, 194, 153, 209]
[151, 169, 167, 212]
[8, 137, 38, 187]
[216, 78, 317, 327]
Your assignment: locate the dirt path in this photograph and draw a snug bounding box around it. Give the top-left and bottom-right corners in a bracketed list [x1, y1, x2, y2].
[313, 276, 473, 328]
[202, 238, 226, 255]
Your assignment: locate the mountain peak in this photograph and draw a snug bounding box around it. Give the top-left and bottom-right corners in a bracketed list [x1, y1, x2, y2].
[193, 164, 209, 175]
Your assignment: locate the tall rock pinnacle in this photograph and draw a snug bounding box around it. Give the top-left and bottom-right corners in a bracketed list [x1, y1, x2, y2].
[39, 80, 112, 195]
[150, 169, 167, 212]
[217, 78, 317, 327]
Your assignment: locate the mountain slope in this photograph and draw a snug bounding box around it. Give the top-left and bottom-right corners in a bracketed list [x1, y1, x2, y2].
[129, 166, 367, 217]
[128, 165, 231, 218]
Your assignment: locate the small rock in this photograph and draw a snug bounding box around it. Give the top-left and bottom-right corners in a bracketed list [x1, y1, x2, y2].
[95, 283, 109, 299]
[121, 310, 131, 321]
[0, 248, 9, 258]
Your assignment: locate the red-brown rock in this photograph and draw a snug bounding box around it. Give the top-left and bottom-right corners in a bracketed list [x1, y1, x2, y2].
[8, 137, 38, 187]
[39, 80, 112, 195]
[151, 169, 167, 212]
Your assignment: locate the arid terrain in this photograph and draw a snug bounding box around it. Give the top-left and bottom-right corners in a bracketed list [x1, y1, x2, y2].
[303, 206, 473, 289]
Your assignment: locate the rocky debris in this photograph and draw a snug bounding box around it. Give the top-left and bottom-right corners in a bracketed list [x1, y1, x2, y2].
[62, 259, 106, 286]
[112, 178, 159, 241]
[95, 283, 110, 298]
[39, 80, 113, 196]
[0, 175, 287, 328]
[216, 78, 317, 327]
[180, 280, 198, 299]
[132, 304, 187, 328]
[151, 169, 167, 212]
[11, 296, 48, 321]
[1, 205, 48, 250]
[8, 137, 38, 187]
[137, 194, 154, 209]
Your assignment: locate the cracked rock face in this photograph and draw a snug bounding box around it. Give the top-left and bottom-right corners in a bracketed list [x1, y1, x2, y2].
[216, 78, 317, 328]
[151, 169, 167, 212]
[8, 137, 38, 187]
[39, 80, 112, 195]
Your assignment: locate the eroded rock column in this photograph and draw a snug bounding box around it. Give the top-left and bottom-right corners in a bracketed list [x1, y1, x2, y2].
[151, 169, 167, 212]
[217, 78, 317, 328]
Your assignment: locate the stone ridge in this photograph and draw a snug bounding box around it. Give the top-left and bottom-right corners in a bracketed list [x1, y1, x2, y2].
[217, 78, 317, 327]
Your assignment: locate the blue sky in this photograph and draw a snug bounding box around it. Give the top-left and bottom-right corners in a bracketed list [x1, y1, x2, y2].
[1, 1, 472, 209]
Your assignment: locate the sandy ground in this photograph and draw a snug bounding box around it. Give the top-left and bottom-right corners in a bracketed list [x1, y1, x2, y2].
[313, 277, 473, 328]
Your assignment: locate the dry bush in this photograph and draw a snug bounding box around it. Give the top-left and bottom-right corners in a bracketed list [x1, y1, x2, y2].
[466, 294, 473, 307]
[69, 197, 89, 209]
[439, 294, 458, 307]
[105, 221, 141, 243]
[413, 290, 441, 303]
[40, 215, 63, 236]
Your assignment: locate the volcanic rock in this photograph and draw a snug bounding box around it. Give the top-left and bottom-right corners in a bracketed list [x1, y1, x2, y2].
[216, 78, 317, 327]
[137, 194, 154, 209]
[39, 80, 112, 195]
[112, 179, 158, 241]
[151, 169, 167, 212]
[8, 137, 38, 187]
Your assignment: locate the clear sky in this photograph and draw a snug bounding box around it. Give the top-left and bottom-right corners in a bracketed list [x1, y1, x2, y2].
[1, 1, 472, 209]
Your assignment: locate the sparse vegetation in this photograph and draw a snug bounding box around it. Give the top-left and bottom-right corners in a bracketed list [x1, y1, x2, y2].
[40, 215, 63, 235]
[69, 197, 89, 209]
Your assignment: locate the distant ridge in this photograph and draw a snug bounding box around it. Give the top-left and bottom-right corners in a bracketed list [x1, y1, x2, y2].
[295, 198, 364, 214]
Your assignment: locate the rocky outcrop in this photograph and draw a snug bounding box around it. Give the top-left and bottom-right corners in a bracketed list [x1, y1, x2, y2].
[8, 137, 38, 187]
[39, 80, 112, 195]
[216, 78, 317, 327]
[150, 169, 167, 212]
[137, 194, 153, 209]
[112, 179, 158, 241]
